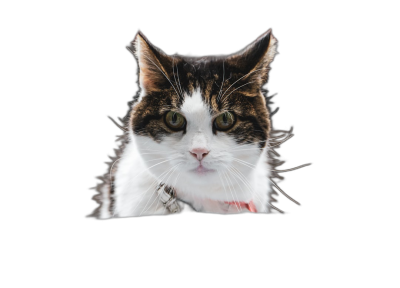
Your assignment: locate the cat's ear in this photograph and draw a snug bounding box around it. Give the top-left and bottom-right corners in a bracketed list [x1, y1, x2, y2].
[127, 31, 171, 93]
[227, 29, 278, 85]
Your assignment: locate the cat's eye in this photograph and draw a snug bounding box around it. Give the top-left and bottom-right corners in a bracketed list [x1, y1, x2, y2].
[214, 112, 236, 131]
[164, 111, 186, 131]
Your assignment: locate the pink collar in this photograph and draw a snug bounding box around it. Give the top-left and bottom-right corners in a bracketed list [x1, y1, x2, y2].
[225, 200, 257, 212]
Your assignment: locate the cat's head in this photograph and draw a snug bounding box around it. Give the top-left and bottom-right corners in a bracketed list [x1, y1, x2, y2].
[127, 30, 278, 201]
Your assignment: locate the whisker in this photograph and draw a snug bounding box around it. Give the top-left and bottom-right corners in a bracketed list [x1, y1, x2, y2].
[233, 167, 269, 208]
[217, 170, 231, 211]
[172, 58, 183, 97]
[216, 61, 225, 102]
[217, 171, 229, 203]
[112, 162, 177, 217]
[230, 148, 264, 153]
[124, 158, 178, 187]
[232, 157, 300, 205]
[218, 72, 233, 103]
[226, 167, 255, 212]
[173, 57, 183, 98]
[143, 54, 182, 100]
[222, 170, 242, 212]
[133, 162, 181, 212]
[176, 60, 183, 96]
[140, 163, 182, 215]
[231, 157, 256, 169]
[145, 157, 172, 162]
[155, 166, 183, 212]
[173, 171, 182, 187]
[230, 166, 282, 212]
[219, 67, 267, 102]
[121, 166, 176, 202]
[232, 157, 311, 206]
[136, 165, 178, 216]
[139, 152, 181, 155]
[218, 170, 240, 212]
[139, 150, 174, 153]
[220, 81, 255, 103]
[228, 166, 264, 209]
[156, 161, 183, 214]
[139, 148, 173, 151]
[230, 140, 269, 151]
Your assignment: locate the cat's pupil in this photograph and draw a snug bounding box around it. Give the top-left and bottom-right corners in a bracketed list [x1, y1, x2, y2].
[223, 113, 227, 124]
[172, 113, 177, 123]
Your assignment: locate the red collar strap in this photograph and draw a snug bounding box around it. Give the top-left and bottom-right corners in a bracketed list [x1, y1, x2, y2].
[225, 200, 257, 212]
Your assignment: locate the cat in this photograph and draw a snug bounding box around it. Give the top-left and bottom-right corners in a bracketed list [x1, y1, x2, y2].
[90, 29, 309, 219]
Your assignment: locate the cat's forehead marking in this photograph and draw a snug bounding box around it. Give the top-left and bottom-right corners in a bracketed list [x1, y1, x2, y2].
[180, 88, 206, 114]
[180, 88, 212, 132]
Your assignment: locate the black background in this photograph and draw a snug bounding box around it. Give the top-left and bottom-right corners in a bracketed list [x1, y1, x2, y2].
[61, 3, 340, 226]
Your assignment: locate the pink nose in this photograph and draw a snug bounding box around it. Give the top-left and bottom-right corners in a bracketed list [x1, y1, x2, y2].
[190, 148, 209, 161]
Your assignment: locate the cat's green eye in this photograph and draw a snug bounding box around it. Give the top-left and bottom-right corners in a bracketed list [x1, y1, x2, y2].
[214, 112, 236, 131]
[164, 111, 186, 131]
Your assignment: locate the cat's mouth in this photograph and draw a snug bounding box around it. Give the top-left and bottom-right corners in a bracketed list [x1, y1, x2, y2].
[191, 164, 215, 175]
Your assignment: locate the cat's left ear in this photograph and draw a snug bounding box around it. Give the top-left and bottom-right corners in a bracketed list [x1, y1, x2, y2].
[227, 29, 278, 85]
[127, 31, 172, 94]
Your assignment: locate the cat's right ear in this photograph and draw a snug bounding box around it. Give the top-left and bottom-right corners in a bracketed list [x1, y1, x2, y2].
[127, 31, 171, 94]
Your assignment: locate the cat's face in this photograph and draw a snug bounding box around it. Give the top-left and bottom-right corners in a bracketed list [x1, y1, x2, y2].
[128, 30, 277, 201]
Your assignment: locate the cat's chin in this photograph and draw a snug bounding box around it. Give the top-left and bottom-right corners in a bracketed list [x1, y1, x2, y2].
[175, 165, 222, 190]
